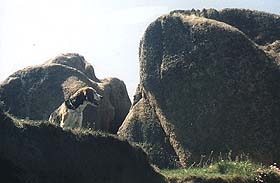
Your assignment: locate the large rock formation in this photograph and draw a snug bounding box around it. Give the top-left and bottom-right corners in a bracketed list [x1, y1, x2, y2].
[0, 53, 131, 133]
[118, 9, 280, 168]
[0, 109, 165, 183]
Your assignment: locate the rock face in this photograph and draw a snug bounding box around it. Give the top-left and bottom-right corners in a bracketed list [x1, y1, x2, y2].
[0, 110, 165, 183]
[0, 53, 131, 133]
[118, 9, 280, 168]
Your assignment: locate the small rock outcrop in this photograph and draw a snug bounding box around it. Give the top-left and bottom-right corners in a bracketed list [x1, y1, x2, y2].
[118, 9, 280, 168]
[262, 40, 280, 63]
[0, 53, 131, 133]
[0, 109, 165, 183]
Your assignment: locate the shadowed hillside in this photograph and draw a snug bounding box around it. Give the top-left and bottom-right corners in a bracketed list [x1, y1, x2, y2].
[0, 109, 165, 183]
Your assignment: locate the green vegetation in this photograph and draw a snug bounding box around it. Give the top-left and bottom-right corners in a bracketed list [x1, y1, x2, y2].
[5, 112, 47, 127]
[160, 160, 280, 183]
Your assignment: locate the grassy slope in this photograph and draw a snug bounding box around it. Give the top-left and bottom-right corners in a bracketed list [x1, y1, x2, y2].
[0, 110, 165, 183]
[160, 160, 280, 183]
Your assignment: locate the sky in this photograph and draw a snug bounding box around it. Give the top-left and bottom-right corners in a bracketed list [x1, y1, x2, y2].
[0, 0, 279, 100]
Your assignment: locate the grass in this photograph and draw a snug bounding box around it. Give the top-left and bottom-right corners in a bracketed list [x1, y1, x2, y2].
[4, 112, 47, 128]
[161, 161, 256, 180]
[160, 160, 280, 183]
[4, 112, 125, 144]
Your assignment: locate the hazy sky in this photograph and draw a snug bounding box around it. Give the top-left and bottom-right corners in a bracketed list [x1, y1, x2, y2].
[0, 0, 279, 100]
